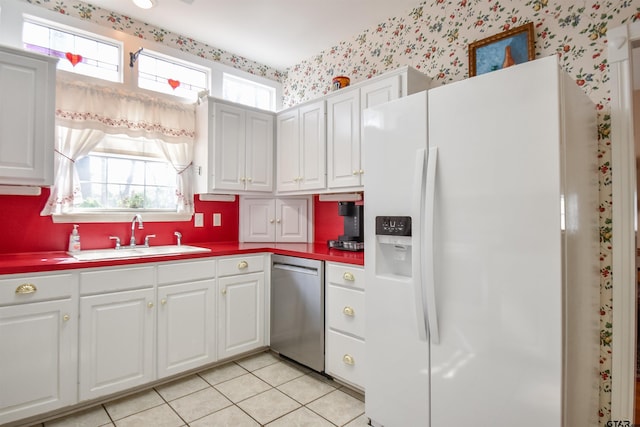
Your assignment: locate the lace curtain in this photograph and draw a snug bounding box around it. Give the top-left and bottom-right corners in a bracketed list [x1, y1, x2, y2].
[41, 78, 196, 215]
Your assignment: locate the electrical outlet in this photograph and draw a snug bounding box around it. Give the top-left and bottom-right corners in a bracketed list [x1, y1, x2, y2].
[213, 213, 221, 227]
[194, 212, 204, 227]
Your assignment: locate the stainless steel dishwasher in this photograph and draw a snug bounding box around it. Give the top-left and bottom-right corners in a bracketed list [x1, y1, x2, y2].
[270, 255, 325, 372]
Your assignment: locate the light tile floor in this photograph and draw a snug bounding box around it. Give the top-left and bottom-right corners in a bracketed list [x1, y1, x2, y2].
[33, 351, 368, 427]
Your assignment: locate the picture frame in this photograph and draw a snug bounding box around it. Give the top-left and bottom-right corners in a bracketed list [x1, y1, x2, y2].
[468, 22, 535, 77]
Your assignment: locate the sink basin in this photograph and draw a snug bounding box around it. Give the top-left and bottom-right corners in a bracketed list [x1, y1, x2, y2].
[68, 245, 211, 261]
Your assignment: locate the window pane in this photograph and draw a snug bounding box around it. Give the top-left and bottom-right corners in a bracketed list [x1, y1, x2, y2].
[75, 136, 177, 211]
[23, 20, 121, 82]
[222, 73, 275, 111]
[137, 51, 208, 100]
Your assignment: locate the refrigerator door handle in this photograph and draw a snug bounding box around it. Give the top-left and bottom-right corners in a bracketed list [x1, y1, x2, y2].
[411, 148, 429, 342]
[424, 146, 440, 345]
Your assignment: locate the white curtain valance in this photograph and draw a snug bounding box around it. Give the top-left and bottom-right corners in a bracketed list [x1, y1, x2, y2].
[55, 77, 196, 145]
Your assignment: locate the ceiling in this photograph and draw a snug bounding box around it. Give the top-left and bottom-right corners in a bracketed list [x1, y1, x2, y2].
[85, 0, 422, 70]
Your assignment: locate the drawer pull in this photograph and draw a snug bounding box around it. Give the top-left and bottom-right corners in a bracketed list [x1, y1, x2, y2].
[62, 314, 70, 322]
[343, 272, 355, 282]
[237, 260, 249, 270]
[343, 306, 355, 316]
[15, 283, 37, 294]
[343, 354, 355, 365]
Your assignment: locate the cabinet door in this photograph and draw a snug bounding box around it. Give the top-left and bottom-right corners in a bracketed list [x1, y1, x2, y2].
[245, 111, 274, 192]
[157, 280, 216, 378]
[241, 198, 277, 242]
[360, 75, 401, 178]
[218, 272, 264, 359]
[79, 288, 154, 401]
[0, 48, 56, 186]
[360, 75, 401, 110]
[0, 299, 77, 424]
[299, 101, 326, 191]
[214, 103, 246, 191]
[276, 198, 308, 242]
[327, 89, 361, 188]
[276, 109, 301, 192]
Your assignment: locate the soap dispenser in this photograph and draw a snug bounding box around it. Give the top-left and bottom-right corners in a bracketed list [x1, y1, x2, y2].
[68, 224, 81, 253]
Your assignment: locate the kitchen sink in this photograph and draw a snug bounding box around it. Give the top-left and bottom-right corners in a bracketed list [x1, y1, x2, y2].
[68, 245, 211, 261]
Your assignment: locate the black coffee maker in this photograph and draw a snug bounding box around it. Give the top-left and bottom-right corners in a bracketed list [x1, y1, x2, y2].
[328, 202, 364, 251]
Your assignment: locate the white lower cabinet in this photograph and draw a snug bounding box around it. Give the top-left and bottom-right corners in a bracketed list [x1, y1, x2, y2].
[0, 253, 271, 424]
[325, 262, 366, 390]
[0, 273, 78, 425]
[157, 260, 217, 378]
[217, 256, 266, 360]
[78, 267, 155, 401]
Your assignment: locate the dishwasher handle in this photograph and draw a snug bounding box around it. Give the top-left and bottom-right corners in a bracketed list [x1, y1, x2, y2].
[272, 263, 319, 276]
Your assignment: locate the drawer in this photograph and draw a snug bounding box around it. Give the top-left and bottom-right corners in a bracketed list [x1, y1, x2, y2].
[326, 263, 365, 291]
[217, 255, 264, 277]
[157, 259, 216, 285]
[326, 285, 365, 338]
[0, 273, 76, 305]
[325, 330, 366, 389]
[80, 266, 155, 295]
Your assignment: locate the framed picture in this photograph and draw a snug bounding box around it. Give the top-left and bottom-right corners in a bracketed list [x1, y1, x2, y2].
[468, 22, 535, 77]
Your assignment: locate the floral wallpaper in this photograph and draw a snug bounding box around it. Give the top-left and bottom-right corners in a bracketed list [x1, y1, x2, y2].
[16, 0, 640, 423]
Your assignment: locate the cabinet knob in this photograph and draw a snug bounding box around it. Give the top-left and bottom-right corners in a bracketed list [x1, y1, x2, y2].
[240, 177, 246, 182]
[15, 283, 37, 294]
[62, 314, 70, 322]
[237, 260, 249, 270]
[276, 219, 281, 224]
[161, 298, 167, 305]
[343, 354, 355, 365]
[343, 306, 355, 317]
[359, 169, 364, 175]
[270, 219, 275, 223]
[222, 288, 227, 295]
[352, 170, 358, 175]
[343, 272, 355, 282]
[247, 177, 253, 182]
[148, 301, 154, 308]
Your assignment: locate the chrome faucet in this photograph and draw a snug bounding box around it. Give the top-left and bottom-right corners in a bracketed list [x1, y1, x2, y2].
[130, 214, 144, 247]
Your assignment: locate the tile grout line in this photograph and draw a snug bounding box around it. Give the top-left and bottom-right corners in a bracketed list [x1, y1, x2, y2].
[152, 385, 191, 427]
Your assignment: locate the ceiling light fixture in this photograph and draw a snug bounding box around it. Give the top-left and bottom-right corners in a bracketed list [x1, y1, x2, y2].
[132, 0, 156, 9]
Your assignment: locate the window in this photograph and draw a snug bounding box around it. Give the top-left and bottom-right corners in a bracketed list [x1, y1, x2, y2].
[222, 73, 276, 111]
[75, 135, 177, 211]
[22, 19, 122, 82]
[137, 50, 208, 100]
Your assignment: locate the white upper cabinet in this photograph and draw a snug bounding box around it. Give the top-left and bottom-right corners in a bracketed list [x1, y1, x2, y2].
[327, 89, 361, 189]
[276, 100, 326, 192]
[326, 67, 430, 191]
[195, 98, 274, 194]
[0, 46, 57, 187]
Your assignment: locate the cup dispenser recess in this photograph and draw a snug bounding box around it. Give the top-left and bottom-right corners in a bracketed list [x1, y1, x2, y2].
[375, 216, 412, 278]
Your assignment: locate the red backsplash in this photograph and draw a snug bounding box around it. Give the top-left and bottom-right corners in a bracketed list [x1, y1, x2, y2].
[0, 189, 239, 254]
[0, 191, 359, 254]
[313, 195, 364, 244]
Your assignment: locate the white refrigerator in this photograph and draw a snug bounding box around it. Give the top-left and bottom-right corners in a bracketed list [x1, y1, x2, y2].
[363, 56, 600, 427]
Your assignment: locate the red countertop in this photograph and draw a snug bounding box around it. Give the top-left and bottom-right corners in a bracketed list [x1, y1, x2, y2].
[0, 242, 364, 275]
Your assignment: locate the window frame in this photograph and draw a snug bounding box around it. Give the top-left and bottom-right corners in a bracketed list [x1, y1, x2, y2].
[136, 48, 210, 100]
[22, 15, 124, 83]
